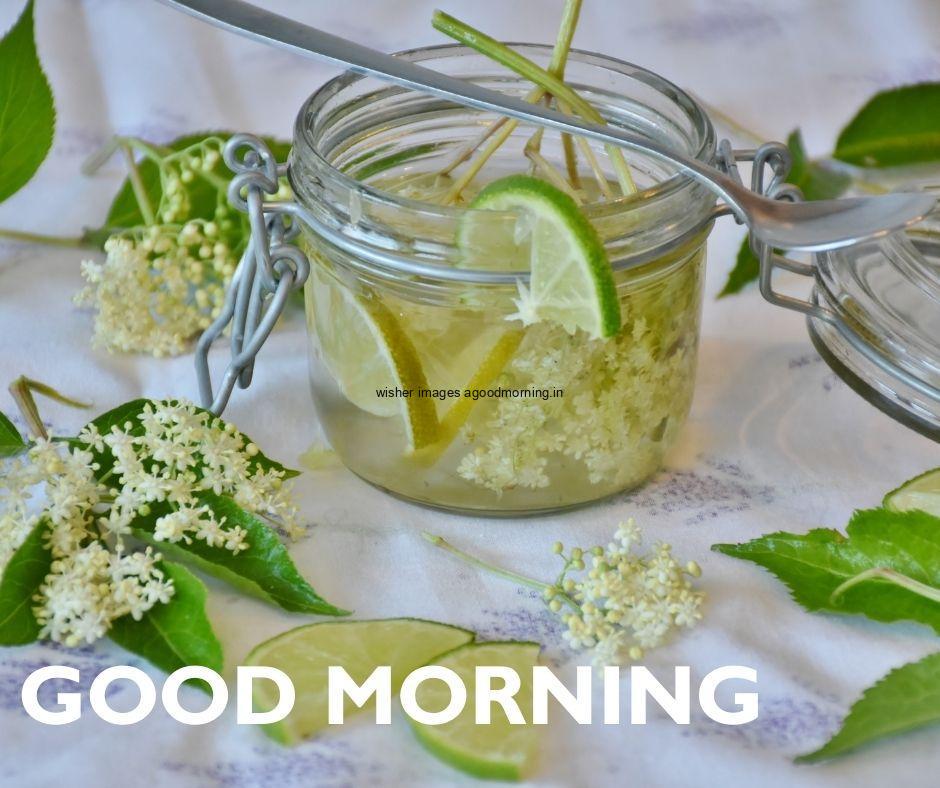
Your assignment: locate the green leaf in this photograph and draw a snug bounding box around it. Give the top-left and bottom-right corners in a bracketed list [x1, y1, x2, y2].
[797, 652, 940, 762]
[717, 130, 849, 297]
[109, 561, 223, 676]
[0, 0, 55, 203]
[834, 83, 940, 168]
[713, 508, 940, 633]
[100, 132, 291, 235]
[132, 494, 348, 616]
[0, 520, 51, 645]
[0, 410, 26, 457]
[88, 397, 151, 436]
[718, 238, 760, 298]
[786, 129, 850, 201]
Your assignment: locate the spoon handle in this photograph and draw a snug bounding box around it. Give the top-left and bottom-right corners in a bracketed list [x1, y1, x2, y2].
[160, 0, 753, 216]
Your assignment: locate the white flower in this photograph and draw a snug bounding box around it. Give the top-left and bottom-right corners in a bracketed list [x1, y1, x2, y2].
[75, 221, 236, 358]
[34, 543, 174, 643]
[0, 397, 300, 647]
[458, 261, 699, 494]
[506, 279, 540, 327]
[547, 521, 704, 666]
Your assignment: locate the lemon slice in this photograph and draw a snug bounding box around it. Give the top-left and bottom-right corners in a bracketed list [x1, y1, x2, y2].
[409, 641, 541, 781]
[245, 619, 474, 745]
[884, 468, 940, 516]
[310, 267, 439, 449]
[457, 174, 621, 339]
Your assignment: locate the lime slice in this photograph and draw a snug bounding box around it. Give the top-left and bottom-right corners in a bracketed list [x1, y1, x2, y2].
[409, 641, 541, 781]
[310, 267, 439, 449]
[457, 174, 621, 339]
[412, 328, 525, 465]
[245, 618, 474, 745]
[884, 468, 940, 516]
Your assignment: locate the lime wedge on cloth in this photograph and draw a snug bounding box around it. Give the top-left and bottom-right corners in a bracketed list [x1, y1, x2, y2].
[245, 618, 474, 744]
[884, 468, 940, 516]
[409, 641, 541, 781]
[457, 174, 621, 339]
[310, 268, 439, 450]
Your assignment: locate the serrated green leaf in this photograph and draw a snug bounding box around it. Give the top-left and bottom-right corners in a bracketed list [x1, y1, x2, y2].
[718, 238, 760, 298]
[713, 508, 940, 633]
[797, 652, 940, 762]
[0, 520, 51, 645]
[0, 0, 55, 204]
[99, 132, 291, 236]
[108, 561, 223, 676]
[787, 129, 850, 201]
[0, 410, 26, 457]
[718, 130, 849, 298]
[718, 129, 852, 298]
[834, 83, 940, 168]
[132, 493, 348, 616]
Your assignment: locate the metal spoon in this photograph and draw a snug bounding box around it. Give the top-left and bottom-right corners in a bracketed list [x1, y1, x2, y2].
[161, 0, 936, 251]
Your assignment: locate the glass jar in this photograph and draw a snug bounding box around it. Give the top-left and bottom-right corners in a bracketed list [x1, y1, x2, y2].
[289, 44, 717, 514]
[809, 187, 940, 439]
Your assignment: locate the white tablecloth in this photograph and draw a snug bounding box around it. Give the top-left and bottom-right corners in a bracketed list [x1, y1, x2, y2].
[1, 1, 939, 786]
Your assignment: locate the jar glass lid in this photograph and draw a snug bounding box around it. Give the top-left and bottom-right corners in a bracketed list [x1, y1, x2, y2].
[810, 191, 940, 439]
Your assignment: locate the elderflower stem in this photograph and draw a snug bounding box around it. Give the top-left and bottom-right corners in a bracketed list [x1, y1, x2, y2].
[439, 116, 511, 177]
[119, 141, 157, 226]
[573, 132, 615, 199]
[524, 129, 582, 200]
[0, 229, 87, 248]
[422, 532, 550, 592]
[433, 11, 637, 195]
[9, 376, 91, 440]
[439, 0, 581, 193]
[536, 0, 582, 183]
[444, 115, 521, 203]
[830, 567, 940, 605]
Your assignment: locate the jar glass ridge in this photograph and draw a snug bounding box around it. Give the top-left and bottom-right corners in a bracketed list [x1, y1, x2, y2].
[290, 44, 717, 514]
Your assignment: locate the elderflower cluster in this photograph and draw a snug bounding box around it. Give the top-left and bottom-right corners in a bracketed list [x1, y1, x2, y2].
[76, 219, 238, 357]
[542, 520, 704, 666]
[0, 439, 174, 646]
[0, 399, 299, 646]
[36, 543, 174, 646]
[457, 255, 701, 494]
[82, 400, 299, 545]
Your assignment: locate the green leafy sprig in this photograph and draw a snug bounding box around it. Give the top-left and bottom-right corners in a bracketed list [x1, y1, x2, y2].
[0, 2, 293, 356]
[714, 470, 940, 761]
[0, 385, 346, 679]
[719, 83, 940, 297]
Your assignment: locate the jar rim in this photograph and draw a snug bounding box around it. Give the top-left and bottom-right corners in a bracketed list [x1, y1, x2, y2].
[289, 43, 717, 282]
[294, 43, 716, 213]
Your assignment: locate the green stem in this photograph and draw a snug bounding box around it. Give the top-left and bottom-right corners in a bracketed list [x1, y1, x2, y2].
[830, 567, 940, 605]
[8, 376, 92, 441]
[119, 141, 156, 226]
[423, 533, 583, 615]
[422, 532, 552, 593]
[547, 0, 582, 188]
[433, 10, 636, 194]
[444, 114, 522, 203]
[547, 0, 582, 76]
[0, 228, 87, 248]
[524, 128, 581, 200]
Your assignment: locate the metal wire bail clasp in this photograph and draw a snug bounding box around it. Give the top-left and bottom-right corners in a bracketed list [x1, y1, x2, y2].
[717, 139, 836, 324]
[194, 134, 310, 415]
